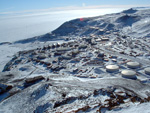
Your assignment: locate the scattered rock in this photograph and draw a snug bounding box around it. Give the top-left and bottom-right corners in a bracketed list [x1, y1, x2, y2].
[0, 83, 13, 94]
[9, 87, 21, 96]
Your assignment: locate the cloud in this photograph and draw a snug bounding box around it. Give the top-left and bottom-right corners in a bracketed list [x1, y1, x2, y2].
[0, 7, 15, 11]
[1, 4, 150, 16]
[82, 3, 86, 7]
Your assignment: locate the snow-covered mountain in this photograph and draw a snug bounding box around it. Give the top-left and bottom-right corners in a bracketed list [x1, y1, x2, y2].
[52, 8, 150, 38]
[1, 8, 150, 113]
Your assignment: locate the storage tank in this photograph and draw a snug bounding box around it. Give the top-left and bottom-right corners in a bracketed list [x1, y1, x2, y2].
[106, 65, 119, 72]
[121, 70, 137, 80]
[126, 62, 140, 69]
[144, 67, 150, 75]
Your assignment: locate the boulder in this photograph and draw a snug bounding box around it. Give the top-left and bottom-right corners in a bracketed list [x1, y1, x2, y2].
[0, 83, 13, 94]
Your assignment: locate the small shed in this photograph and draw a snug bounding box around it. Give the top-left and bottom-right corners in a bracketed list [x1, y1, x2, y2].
[101, 37, 109, 41]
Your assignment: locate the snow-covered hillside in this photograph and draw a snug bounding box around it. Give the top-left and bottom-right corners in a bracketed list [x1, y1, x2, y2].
[1, 8, 150, 113]
[52, 8, 150, 38]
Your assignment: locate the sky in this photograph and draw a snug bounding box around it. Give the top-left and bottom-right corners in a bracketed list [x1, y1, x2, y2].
[0, 0, 150, 13]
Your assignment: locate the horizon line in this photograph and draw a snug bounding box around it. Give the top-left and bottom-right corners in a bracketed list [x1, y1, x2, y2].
[0, 4, 150, 15]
